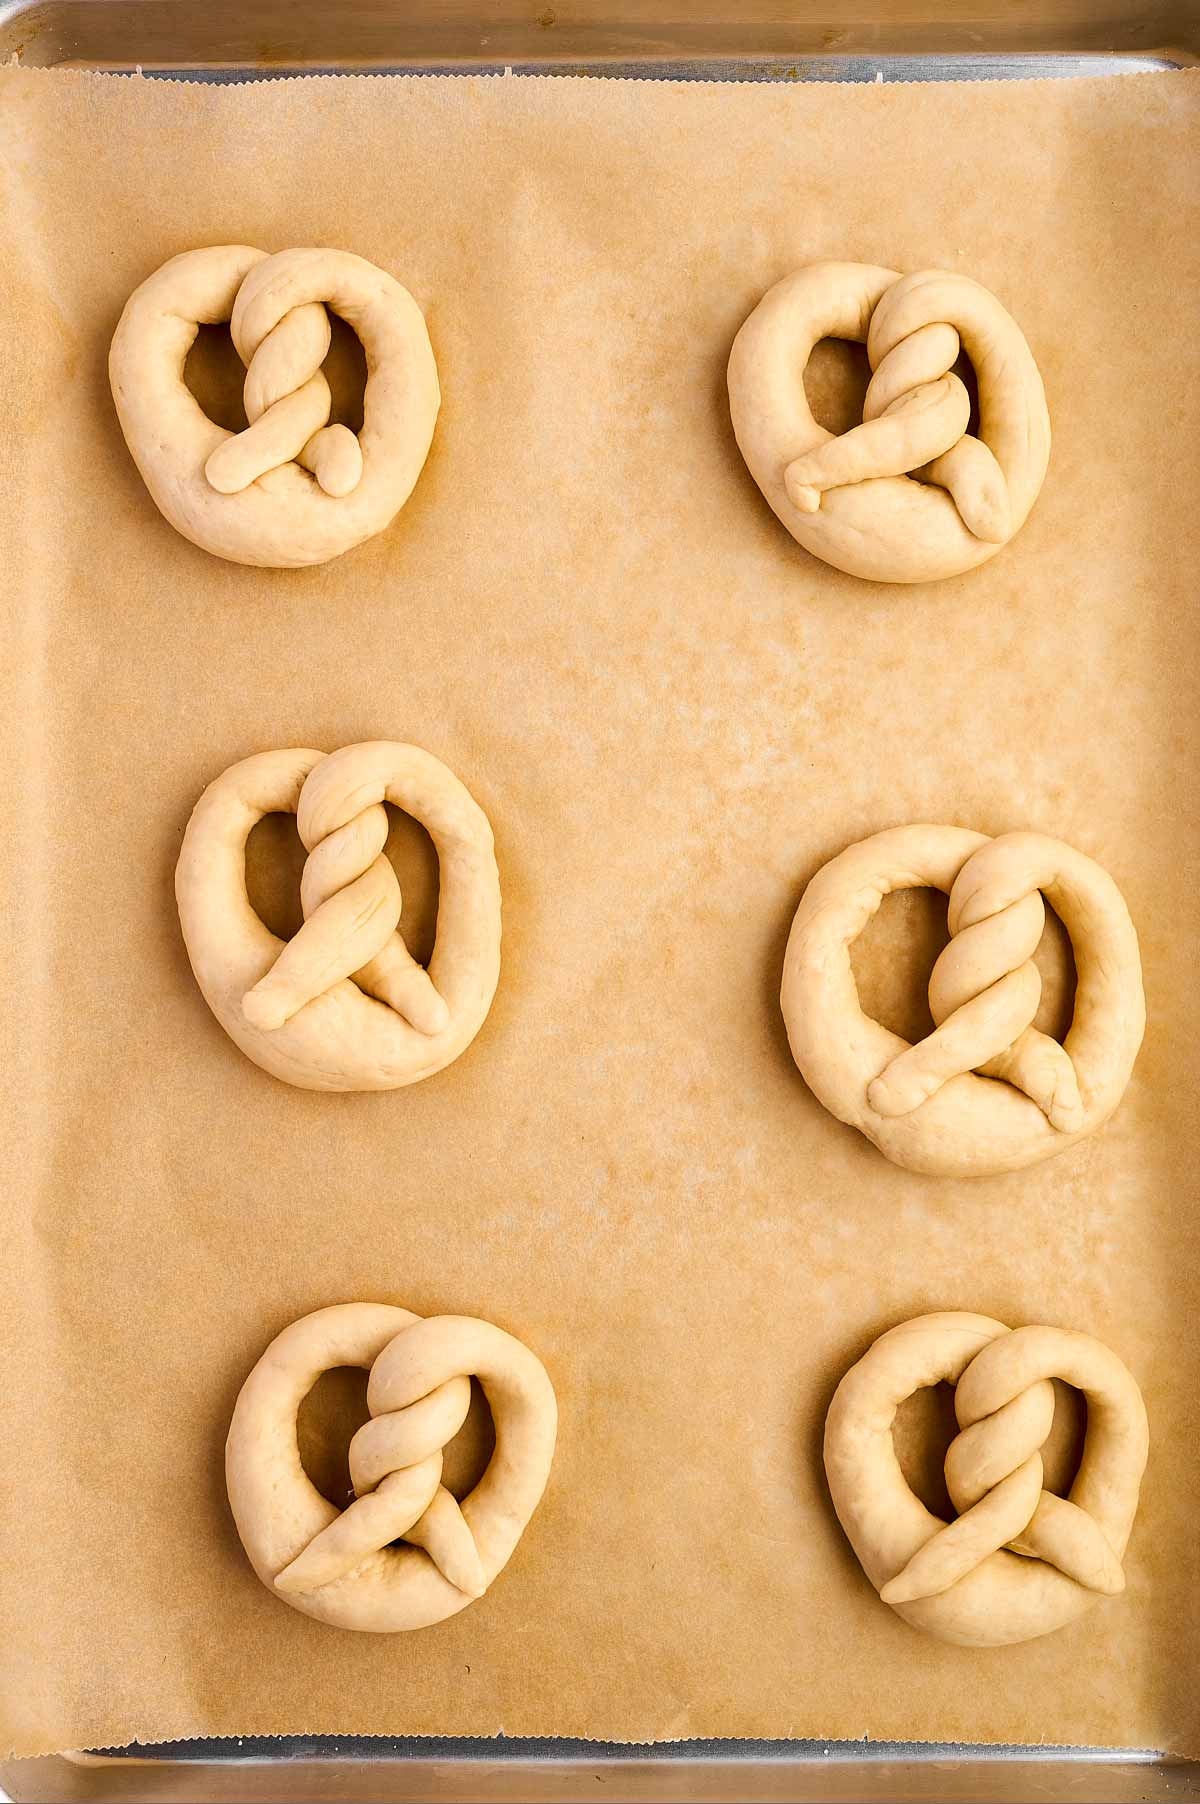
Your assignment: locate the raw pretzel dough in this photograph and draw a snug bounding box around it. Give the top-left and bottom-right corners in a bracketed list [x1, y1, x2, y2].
[780, 825, 1144, 1176]
[226, 1302, 557, 1632]
[825, 1312, 1149, 1647]
[727, 263, 1050, 583]
[175, 741, 501, 1092]
[109, 245, 439, 567]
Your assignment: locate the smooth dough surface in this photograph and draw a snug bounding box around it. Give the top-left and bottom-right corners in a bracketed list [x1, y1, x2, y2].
[780, 825, 1144, 1176]
[109, 245, 439, 567]
[175, 741, 501, 1092]
[727, 262, 1050, 584]
[824, 1312, 1149, 1647]
[226, 1303, 557, 1632]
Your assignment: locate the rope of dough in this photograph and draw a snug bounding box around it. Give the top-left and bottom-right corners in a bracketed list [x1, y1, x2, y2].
[866, 841, 1083, 1133]
[824, 1312, 1149, 1647]
[204, 254, 364, 499]
[227, 1303, 557, 1633]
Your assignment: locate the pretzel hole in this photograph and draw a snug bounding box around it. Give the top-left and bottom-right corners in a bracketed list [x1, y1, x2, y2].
[323, 314, 368, 437]
[1031, 903, 1076, 1045]
[803, 340, 871, 438]
[851, 891, 1077, 1046]
[242, 808, 440, 969]
[245, 813, 307, 943]
[894, 1378, 1086, 1519]
[802, 342, 981, 445]
[296, 1369, 495, 1511]
[382, 805, 440, 969]
[1041, 1383, 1086, 1497]
[893, 1382, 958, 1517]
[298, 1366, 371, 1508]
[852, 889, 949, 1045]
[957, 354, 981, 440]
[184, 325, 249, 433]
[439, 1381, 496, 1501]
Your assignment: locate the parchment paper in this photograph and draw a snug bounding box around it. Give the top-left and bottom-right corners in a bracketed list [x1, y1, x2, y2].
[0, 65, 1197, 1761]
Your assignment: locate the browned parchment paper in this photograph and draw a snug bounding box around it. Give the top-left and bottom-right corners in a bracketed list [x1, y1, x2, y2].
[0, 64, 1197, 1761]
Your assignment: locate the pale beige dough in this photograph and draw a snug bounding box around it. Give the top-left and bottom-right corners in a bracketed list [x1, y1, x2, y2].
[825, 1312, 1149, 1647]
[226, 1302, 557, 1632]
[175, 741, 501, 1092]
[109, 245, 439, 567]
[780, 825, 1144, 1177]
[727, 262, 1050, 583]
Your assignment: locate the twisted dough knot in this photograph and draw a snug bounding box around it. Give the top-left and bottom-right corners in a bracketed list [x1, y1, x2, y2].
[865, 836, 1083, 1134]
[784, 273, 1016, 543]
[824, 1313, 1149, 1648]
[204, 257, 365, 500]
[882, 1334, 1125, 1607]
[175, 742, 502, 1093]
[780, 825, 1144, 1177]
[226, 1305, 557, 1632]
[240, 747, 452, 1039]
[727, 262, 1050, 584]
[276, 1318, 495, 1602]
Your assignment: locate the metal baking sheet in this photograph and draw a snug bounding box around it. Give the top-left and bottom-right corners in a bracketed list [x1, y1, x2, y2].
[2, 0, 1199, 76]
[0, 3, 1196, 1801]
[7, 1739, 1200, 1803]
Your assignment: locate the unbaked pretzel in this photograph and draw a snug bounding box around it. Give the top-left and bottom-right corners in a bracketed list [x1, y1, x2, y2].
[109, 246, 439, 567]
[727, 263, 1050, 583]
[227, 1303, 557, 1632]
[825, 1312, 1149, 1646]
[175, 741, 500, 1092]
[780, 826, 1144, 1176]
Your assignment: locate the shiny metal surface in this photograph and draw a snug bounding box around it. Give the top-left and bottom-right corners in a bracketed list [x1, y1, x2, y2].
[87, 54, 1199, 81]
[0, 3, 1196, 1798]
[3, 1740, 1199, 1801]
[0, 0, 1198, 73]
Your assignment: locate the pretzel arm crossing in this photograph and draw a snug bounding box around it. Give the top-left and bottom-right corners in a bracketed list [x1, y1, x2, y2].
[865, 872, 1083, 1132]
[241, 795, 449, 1037]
